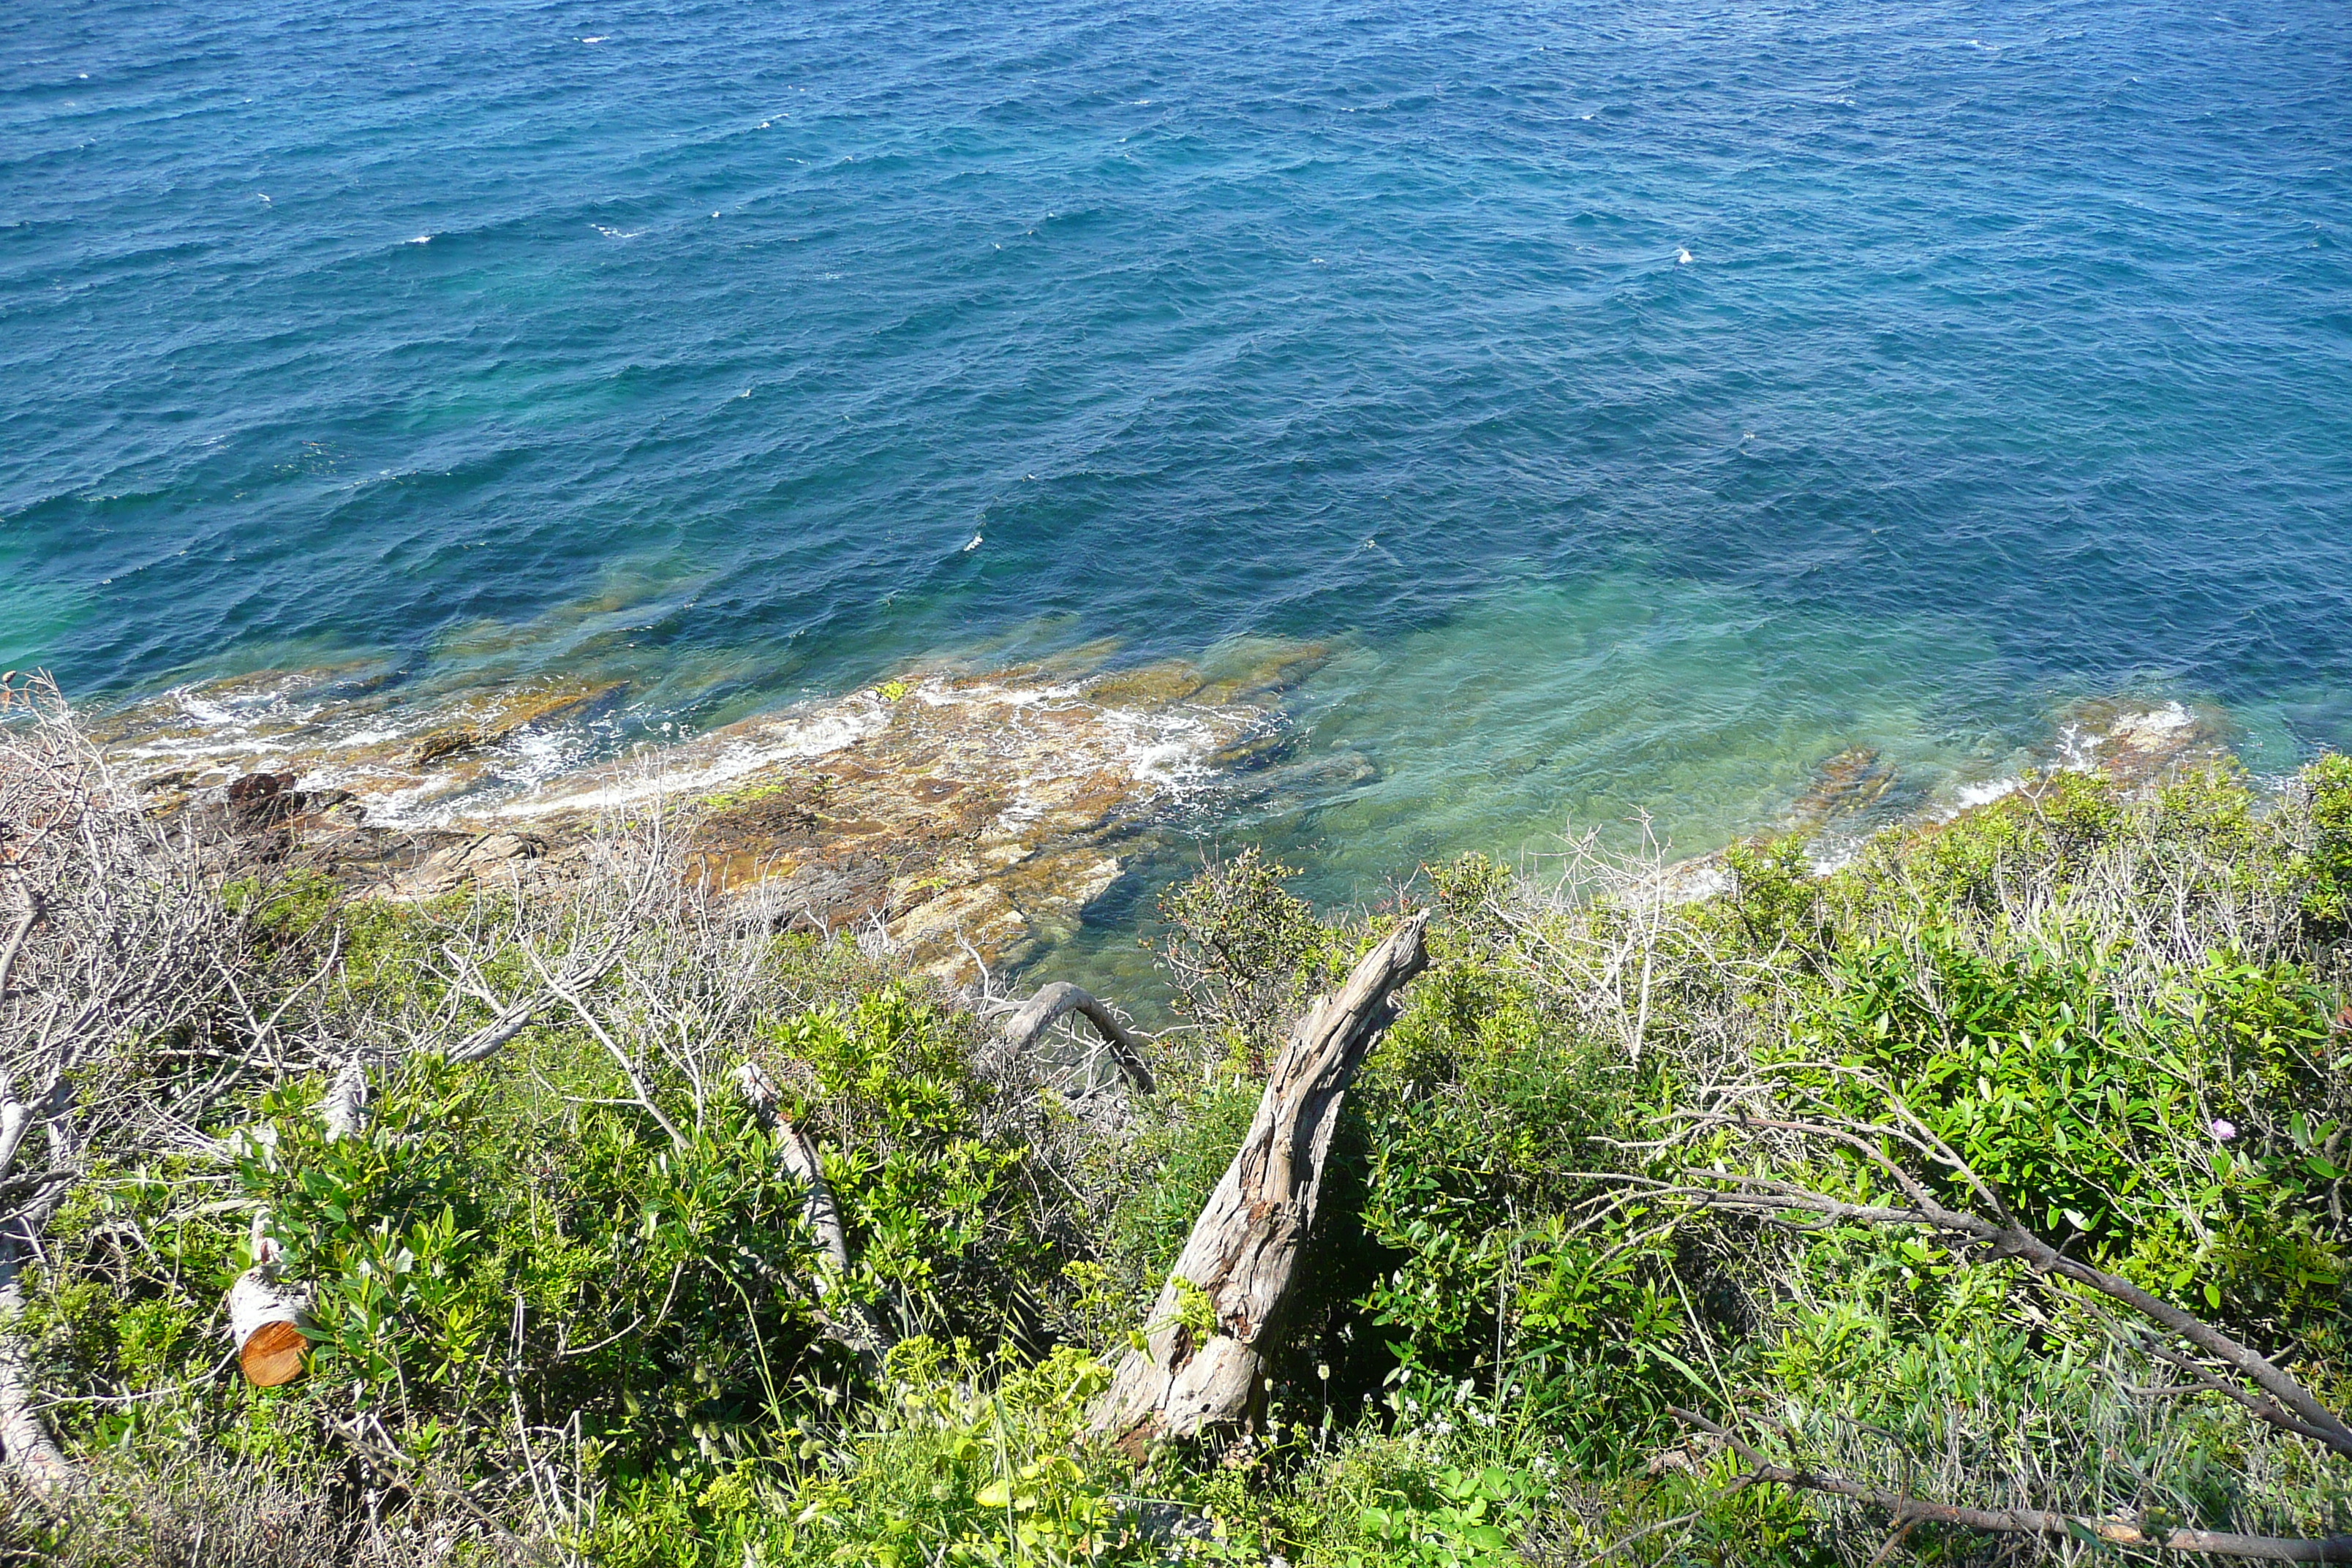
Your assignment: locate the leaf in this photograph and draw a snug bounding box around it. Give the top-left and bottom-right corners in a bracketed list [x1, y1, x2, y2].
[2204, 1281, 2223, 1310]
[1641, 1343, 1716, 1395]
[975, 1478, 1011, 1509]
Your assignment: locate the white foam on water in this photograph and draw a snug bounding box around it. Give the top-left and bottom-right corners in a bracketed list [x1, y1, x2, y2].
[2053, 700, 2196, 771]
[350, 774, 470, 826]
[498, 702, 888, 817]
[1938, 701, 2206, 821]
[173, 688, 242, 726]
[2106, 701, 2195, 744]
[1950, 775, 2024, 810]
[914, 679, 1082, 712]
[1101, 709, 1221, 796]
[501, 723, 595, 785]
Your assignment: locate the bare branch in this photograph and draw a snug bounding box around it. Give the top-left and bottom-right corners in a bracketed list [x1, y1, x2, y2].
[0, 894, 42, 1003]
[1669, 1407, 2352, 1562]
[994, 981, 1156, 1094]
[1661, 1097, 2352, 1460]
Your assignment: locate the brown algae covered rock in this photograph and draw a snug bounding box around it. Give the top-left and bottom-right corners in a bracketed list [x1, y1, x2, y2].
[503, 661, 1286, 983]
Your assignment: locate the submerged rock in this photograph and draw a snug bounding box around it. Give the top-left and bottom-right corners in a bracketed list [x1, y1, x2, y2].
[1785, 747, 1898, 828]
[1654, 696, 2240, 903]
[2051, 697, 2229, 787]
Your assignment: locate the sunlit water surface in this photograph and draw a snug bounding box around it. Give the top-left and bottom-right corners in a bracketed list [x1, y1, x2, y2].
[7, 0, 2351, 979]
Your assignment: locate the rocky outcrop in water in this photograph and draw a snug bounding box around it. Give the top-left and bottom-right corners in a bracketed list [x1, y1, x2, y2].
[102, 651, 1321, 985]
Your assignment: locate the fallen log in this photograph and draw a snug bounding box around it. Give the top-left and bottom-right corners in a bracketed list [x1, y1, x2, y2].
[732, 1063, 893, 1374]
[222, 1076, 366, 1387]
[1088, 911, 1429, 1454]
[228, 1215, 306, 1388]
[998, 981, 1155, 1095]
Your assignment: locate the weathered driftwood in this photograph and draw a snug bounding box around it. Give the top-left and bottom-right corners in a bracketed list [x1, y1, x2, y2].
[228, 1215, 306, 1387]
[1088, 911, 1429, 1453]
[998, 981, 1155, 1095]
[732, 1063, 893, 1373]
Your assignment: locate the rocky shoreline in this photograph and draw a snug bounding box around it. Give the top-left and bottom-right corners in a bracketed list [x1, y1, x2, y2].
[91, 656, 2239, 986]
[95, 649, 1327, 983]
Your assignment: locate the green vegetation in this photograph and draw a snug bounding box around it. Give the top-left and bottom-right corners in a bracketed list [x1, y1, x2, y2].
[7, 715, 2352, 1564]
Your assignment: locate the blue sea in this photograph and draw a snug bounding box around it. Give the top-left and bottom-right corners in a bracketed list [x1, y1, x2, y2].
[6, 0, 2351, 916]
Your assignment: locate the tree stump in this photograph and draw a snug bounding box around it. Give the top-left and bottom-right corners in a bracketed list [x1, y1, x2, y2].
[228, 1224, 307, 1387]
[1088, 911, 1429, 1454]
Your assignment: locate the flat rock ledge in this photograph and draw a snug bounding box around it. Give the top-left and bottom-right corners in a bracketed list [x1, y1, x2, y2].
[113, 653, 1321, 986]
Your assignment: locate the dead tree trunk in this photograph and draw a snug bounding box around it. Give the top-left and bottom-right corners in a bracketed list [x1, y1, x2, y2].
[998, 982, 1155, 1094]
[732, 1063, 894, 1375]
[320, 1060, 369, 1142]
[0, 1248, 69, 1495]
[1088, 911, 1428, 1454]
[0, 1070, 69, 1492]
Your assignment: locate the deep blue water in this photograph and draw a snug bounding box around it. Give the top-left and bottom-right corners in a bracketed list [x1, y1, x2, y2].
[6, 0, 2352, 895]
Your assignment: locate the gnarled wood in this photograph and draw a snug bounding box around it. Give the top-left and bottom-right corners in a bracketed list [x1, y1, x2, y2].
[998, 982, 1155, 1094]
[1088, 912, 1429, 1452]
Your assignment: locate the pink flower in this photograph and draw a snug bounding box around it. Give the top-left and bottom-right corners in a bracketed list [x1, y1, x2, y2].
[2210, 1119, 2238, 1142]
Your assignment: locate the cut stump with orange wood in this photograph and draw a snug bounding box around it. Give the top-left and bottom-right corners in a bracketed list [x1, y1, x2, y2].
[238, 1319, 307, 1387]
[227, 1221, 308, 1387]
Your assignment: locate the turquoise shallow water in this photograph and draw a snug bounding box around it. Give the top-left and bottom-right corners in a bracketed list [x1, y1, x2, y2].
[6, 0, 2352, 914]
